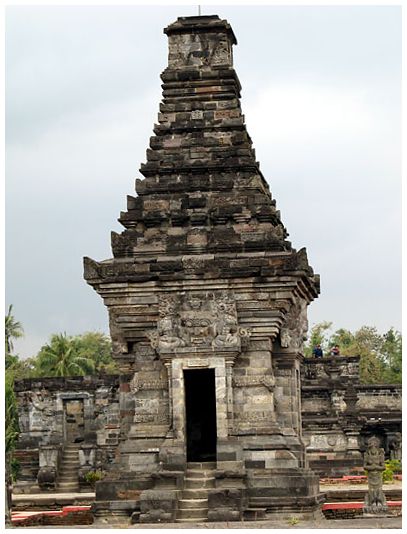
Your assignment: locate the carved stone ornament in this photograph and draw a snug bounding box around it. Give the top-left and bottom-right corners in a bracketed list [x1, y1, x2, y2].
[363, 436, 388, 515]
[134, 412, 169, 424]
[149, 291, 249, 352]
[233, 375, 275, 391]
[169, 33, 231, 69]
[130, 374, 167, 392]
[388, 432, 402, 461]
[331, 391, 346, 413]
[280, 298, 308, 350]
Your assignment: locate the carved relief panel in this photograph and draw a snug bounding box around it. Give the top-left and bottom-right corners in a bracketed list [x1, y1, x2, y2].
[280, 298, 308, 351]
[168, 33, 232, 69]
[149, 291, 249, 353]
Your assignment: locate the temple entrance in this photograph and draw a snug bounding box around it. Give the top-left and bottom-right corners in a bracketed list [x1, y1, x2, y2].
[63, 399, 84, 443]
[184, 369, 217, 462]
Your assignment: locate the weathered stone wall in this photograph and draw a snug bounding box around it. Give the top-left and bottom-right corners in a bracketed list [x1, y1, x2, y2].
[301, 356, 402, 477]
[14, 376, 119, 493]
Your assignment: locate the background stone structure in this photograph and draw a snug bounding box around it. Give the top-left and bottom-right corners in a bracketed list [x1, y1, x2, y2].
[14, 357, 401, 496]
[14, 376, 119, 493]
[301, 356, 402, 477]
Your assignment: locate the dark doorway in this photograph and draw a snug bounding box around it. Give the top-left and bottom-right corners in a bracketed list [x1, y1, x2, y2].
[184, 369, 217, 462]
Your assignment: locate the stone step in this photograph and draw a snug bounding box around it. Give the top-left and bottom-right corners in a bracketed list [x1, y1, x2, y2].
[59, 474, 78, 480]
[59, 467, 78, 473]
[59, 473, 78, 480]
[187, 462, 216, 469]
[177, 508, 208, 519]
[185, 469, 213, 478]
[176, 518, 207, 523]
[57, 483, 79, 491]
[184, 477, 215, 489]
[182, 489, 210, 499]
[59, 473, 78, 482]
[178, 498, 208, 509]
[63, 452, 79, 458]
[61, 460, 79, 466]
[60, 465, 78, 471]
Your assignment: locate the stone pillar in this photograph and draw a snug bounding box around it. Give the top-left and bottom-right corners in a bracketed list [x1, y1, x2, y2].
[164, 362, 174, 437]
[273, 350, 302, 434]
[225, 359, 234, 433]
[171, 359, 185, 442]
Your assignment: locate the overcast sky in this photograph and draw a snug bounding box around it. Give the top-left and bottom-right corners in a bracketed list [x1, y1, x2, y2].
[5, 5, 401, 359]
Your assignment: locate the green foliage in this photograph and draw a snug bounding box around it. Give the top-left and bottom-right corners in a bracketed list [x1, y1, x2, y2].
[7, 356, 38, 380]
[385, 459, 401, 474]
[72, 332, 117, 374]
[5, 304, 24, 355]
[84, 469, 105, 487]
[305, 322, 402, 384]
[6, 328, 116, 380]
[287, 517, 300, 525]
[382, 467, 394, 482]
[5, 371, 19, 453]
[303, 321, 332, 357]
[33, 331, 117, 377]
[35, 333, 96, 377]
[381, 329, 402, 384]
[11, 458, 21, 482]
[381, 459, 400, 483]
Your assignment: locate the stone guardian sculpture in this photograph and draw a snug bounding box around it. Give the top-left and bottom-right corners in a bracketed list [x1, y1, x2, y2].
[363, 435, 388, 515]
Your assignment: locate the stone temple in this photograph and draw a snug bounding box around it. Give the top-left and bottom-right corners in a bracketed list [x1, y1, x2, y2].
[12, 14, 402, 525]
[83, 14, 322, 522]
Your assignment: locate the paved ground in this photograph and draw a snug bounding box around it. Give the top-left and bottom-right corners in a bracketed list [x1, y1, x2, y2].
[11, 483, 402, 530]
[28, 517, 403, 529]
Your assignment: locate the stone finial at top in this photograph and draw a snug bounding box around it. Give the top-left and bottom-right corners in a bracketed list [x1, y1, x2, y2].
[164, 15, 237, 69]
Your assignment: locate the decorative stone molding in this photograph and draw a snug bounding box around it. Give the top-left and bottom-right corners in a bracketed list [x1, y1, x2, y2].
[233, 375, 275, 391]
[280, 298, 308, 350]
[131, 375, 167, 392]
[134, 412, 170, 424]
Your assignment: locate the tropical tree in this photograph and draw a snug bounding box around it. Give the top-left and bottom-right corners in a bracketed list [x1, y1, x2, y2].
[381, 328, 402, 384]
[73, 332, 116, 373]
[304, 321, 332, 357]
[5, 304, 23, 358]
[35, 333, 95, 377]
[305, 322, 402, 384]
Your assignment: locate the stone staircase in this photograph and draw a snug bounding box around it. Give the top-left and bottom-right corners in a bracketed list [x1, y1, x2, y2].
[57, 443, 80, 493]
[176, 462, 216, 523]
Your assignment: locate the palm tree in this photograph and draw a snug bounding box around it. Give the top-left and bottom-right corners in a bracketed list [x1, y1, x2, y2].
[5, 305, 24, 354]
[36, 333, 95, 377]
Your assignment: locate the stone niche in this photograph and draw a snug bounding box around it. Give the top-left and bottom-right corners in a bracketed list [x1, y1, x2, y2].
[83, 14, 323, 523]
